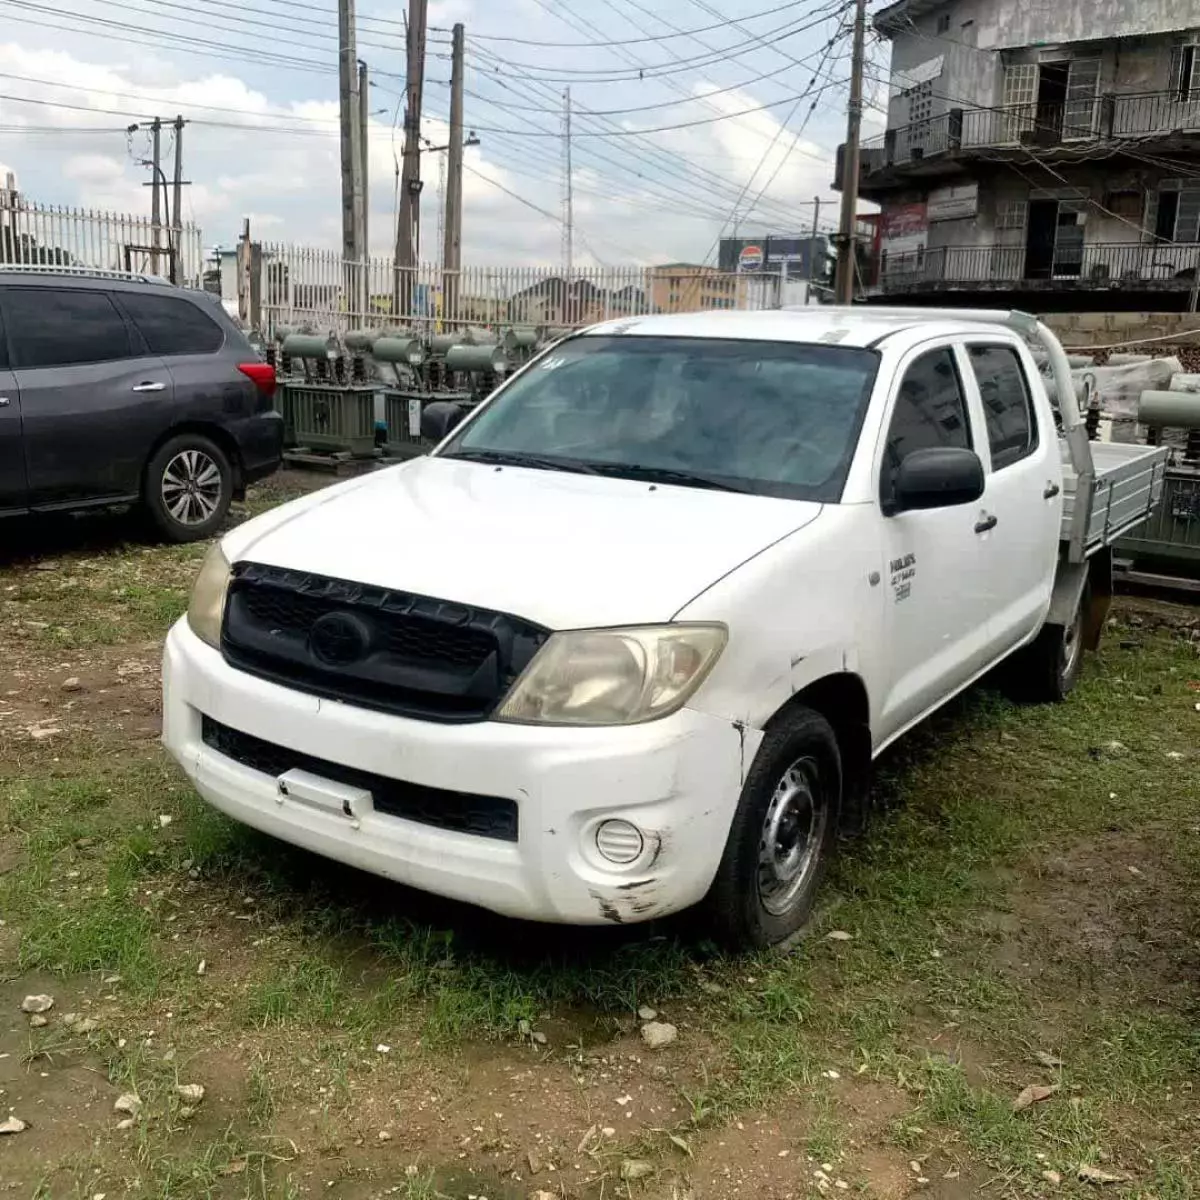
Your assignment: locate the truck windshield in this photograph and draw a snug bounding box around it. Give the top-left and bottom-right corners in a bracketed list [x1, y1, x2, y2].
[438, 335, 880, 502]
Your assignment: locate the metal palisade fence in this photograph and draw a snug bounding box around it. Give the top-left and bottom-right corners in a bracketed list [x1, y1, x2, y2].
[0, 185, 204, 285]
[249, 242, 809, 339]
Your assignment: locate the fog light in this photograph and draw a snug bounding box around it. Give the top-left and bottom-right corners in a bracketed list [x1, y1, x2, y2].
[595, 819, 644, 865]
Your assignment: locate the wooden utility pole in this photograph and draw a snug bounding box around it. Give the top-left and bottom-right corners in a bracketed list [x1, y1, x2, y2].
[442, 22, 465, 323]
[395, 0, 428, 316]
[150, 116, 163, 276]
[359, 60, 370, 264]
[171, 115, 185, 284]
[834, 0, 867, 305]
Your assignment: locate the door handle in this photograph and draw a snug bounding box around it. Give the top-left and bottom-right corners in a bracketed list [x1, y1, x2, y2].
[132, 381, 166, 393]
[1043, 483, 1061, 499]
[0, 396, 9, 407]
[974, 514, 998, 534]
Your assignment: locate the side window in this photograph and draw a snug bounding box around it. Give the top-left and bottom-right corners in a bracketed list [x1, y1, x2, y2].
[7, 289, 130, 369]
[118, 292, 224, 356]
[881, 347, 972, 506]
[967, 344, 1037, 470]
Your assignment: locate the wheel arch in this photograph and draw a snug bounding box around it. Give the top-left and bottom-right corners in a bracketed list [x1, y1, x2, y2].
[142, 422, 245, 498]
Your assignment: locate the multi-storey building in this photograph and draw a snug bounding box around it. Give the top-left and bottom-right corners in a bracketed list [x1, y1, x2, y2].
[840, 1, 1200, 308]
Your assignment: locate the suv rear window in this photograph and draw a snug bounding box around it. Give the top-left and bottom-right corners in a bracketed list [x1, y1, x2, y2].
[5, 289, 131, 369]
[119, 292, 224, 356]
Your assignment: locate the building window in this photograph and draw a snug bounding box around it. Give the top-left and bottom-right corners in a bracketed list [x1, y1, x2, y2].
[1154, 185, 1200, 243]
[1170, 44, 1200, 103]
[1103, 190, 1144, 223]
[936, 13, 951, 33]
[904, 80, 933, 124]
[995, 199, 1028, 230]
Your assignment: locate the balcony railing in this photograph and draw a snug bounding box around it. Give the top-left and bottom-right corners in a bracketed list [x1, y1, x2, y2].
[875, 241, 1200, 291]
[861, 90, 1200, 174]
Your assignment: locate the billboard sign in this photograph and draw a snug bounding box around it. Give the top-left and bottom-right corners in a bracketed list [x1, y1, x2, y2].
[738, 243, 765, 273]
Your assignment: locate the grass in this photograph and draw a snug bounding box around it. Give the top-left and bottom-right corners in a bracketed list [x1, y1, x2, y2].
[1, 483, 1198, 1197]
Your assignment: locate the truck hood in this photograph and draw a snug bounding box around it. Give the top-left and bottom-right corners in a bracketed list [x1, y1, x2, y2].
[224, 457, 823, 629]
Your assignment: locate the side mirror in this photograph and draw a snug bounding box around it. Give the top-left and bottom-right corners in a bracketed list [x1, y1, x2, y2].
[421, 400, 470, 442]
[891, 447, 984, 513]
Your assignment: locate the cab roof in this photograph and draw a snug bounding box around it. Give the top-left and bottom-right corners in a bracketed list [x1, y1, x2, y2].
[582, 306, 1028, 350]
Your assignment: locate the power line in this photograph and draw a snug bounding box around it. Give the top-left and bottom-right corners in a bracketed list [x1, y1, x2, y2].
[0, 2, 331, 74]
[442, 0, 814, 48]
[0, 71, 343, 126]
[456, 89, 847, 138]
[462, 65, 850, 123]
[466, 3, 848, 80]
[703, 26, 847, 263]
[453, 60, 814, 228]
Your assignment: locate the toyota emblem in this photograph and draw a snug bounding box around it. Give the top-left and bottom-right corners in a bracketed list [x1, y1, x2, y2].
[309, 611, 372, 667]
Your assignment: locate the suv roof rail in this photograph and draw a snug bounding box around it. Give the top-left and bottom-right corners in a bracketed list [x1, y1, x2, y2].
[0, 263, 171, 284]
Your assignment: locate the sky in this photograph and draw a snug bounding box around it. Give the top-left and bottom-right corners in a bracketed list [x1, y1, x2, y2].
[0, 0, 890, 268]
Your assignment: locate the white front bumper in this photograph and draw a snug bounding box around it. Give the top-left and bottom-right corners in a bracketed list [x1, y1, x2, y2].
[162, 621, 749, 925]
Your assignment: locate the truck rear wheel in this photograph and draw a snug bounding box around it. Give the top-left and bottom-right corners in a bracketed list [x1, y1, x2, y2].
[704, 706, 841, 950]
[1012, 583, 1088, 703]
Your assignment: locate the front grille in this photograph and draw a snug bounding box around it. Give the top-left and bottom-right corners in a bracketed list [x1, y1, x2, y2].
[220, 562, 549, 722]
[201, 715, 519, 842]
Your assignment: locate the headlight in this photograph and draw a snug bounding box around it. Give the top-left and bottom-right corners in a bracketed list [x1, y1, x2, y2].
[496, 624, 726, 726]
[186, 543, 231, 649]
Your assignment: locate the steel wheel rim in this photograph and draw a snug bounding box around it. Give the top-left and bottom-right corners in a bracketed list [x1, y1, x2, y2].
[161, 449, 222, 527]
[1061, 602, 1084, 684]
[757, 755, 827, 917]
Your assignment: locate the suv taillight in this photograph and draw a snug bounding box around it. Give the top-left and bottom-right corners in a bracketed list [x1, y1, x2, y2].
[238, 362, 276, 410]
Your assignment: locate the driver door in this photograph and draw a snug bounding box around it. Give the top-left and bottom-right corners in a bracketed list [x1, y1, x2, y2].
[875, 343, 991, 742]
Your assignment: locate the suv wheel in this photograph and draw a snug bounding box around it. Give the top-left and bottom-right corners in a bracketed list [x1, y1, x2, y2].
[703, 706, 841, 950]
[144, 434, 233, 543]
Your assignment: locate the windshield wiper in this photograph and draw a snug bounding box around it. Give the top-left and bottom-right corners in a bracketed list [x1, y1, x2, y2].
[585, 462, 757, 493]
[439, 449, 601, 475]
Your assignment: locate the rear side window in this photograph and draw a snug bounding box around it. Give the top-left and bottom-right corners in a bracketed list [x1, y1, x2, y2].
[881, 347, 972, 506]
[967, 344, 1037, 470]
[6, 289, 130, 369]
[119, 292, 224, 356]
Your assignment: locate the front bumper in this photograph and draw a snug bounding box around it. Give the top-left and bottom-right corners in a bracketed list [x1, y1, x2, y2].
[162, 620, 746, 925]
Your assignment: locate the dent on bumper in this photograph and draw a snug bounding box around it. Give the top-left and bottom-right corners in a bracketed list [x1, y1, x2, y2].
[162, 621, 745, 925]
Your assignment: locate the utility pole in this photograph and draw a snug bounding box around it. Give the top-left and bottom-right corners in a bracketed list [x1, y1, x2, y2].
[395, 0, 428, 317]
[561, 87, 573, 281]
[338, 0, 364, 263]
[150, 116, 163, 276]
[171, 115, 185, 284]
[809, 196, 821, 284]
[442, 22, 465, 324]
[338, 0, 365, 324]
[835, 0, 867, 305]
[359, 60, 370, 264]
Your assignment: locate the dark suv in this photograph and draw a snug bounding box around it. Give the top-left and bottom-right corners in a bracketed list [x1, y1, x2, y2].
[0, 267, 283, 542]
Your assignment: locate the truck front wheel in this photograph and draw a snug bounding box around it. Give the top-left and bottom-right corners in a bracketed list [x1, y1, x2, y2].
[704, 706, 841, 950]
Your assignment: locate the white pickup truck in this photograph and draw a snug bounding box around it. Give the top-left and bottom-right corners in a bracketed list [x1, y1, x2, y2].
[163, 307, 1168, 948]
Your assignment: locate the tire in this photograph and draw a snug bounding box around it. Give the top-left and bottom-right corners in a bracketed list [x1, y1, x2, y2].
[704, 706, 842, 950]
[144, 433, 233, 543]
[1010, 582, 1088, 704]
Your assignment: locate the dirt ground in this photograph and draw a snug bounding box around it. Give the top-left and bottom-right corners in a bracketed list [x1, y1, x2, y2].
[1, 474, 1197, 1199]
